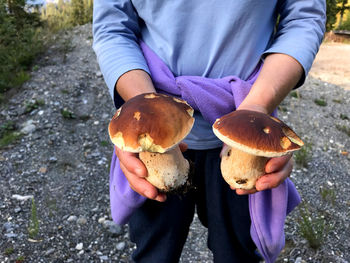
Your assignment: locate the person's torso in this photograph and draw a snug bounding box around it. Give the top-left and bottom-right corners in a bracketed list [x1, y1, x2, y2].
[131, 0, 278, 149]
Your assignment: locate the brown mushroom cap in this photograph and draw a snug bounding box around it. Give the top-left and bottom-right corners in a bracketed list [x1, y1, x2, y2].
[212, 110, 304, 157]
[109, 93, 194, 153]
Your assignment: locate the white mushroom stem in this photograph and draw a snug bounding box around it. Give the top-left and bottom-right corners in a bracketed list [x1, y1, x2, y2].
[139, 146, 189, 191]
[221, 146, 268, 190]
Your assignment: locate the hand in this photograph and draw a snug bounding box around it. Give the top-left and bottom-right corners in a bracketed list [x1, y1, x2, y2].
[115, 146, 167, 202]
[232, 154, 294, 195]
[115, 142, 189, 202]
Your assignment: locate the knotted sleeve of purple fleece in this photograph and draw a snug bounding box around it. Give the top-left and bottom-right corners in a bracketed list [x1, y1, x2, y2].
[109, 41, 301, 263]
[109, 148, 146, 225]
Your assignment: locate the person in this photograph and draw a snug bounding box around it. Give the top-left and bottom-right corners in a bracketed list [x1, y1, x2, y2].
[93, 1, 326, 262]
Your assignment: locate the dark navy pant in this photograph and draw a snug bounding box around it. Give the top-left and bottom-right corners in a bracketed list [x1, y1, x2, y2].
[129, 148, 261, 263]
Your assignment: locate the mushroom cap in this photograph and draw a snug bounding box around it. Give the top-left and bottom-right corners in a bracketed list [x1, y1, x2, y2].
[212, 110, 304, 157]
[109, 93, 194, 153]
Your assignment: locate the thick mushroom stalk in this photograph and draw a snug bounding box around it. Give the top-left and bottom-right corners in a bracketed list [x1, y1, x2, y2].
[213, 110, 304, 190]
[220, 146, 268, 190]
[108, 93, 194, 191]
[139, 146, 189, 191]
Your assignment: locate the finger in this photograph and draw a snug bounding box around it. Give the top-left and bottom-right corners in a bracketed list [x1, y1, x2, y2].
[115, 146, 147, 177]
[256, 158, 293, 191]
[120, 162, 166, 202]
[265, 154, 292, 174]
[220, 143, 229, 158]
[235, 188, 257, 195]
[179, 142, 188, 152]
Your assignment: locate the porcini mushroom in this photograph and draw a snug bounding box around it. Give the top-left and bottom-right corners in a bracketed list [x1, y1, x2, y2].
[212, 110, 304, 190]
[108, 93, 195, 191]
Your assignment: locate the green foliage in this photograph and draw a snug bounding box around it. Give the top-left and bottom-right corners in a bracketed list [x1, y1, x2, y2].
[314, 98, 327, 107]
[41, 0, 93, 32]
[298, 202, 330, 249]
[340, 113, 349, 120]
[61, 108, 76, 119]
[100, 140, 109, 147]
[327, 0, 340, 31]
[326, 0, 350, 31]
[4, 247, 14, 256]
[0, 121, 22, 148]
[28, 198, 39, 239]
[24, 99, 45, 114]
[336, 124, 350, 136]
[0, 0, 43, 93]
[337, 12, 350, 30]
[319, 186, 336, 206]
[290, 90, 301, 99]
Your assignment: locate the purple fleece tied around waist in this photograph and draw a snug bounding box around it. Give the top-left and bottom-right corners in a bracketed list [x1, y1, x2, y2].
[109, 42, 301, 263]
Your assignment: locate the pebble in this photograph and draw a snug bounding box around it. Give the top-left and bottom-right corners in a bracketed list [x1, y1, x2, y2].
[21, 120, 36, 134]
[5, 233, 18, 238]
[75, 243, 83, 250]
[77, 217, 87, 225]
[100, 255, 108, 261]
[116, 242, 126, 251]
[12, 194, 34, 201]
[67, 215, 77, 222]
[98, 217, 106, 224]
[103, 220, 123, 236]
[44, 248, 55, 256]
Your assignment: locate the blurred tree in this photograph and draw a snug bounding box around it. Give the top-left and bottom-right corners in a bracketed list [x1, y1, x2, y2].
[326, 0, 339, 31]
[338, 0, 349, 28]
[0, 0, 42, 92]
[71, 0, 85, 25]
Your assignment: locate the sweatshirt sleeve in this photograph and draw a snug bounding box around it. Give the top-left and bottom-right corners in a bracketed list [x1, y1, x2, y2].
[92, 0, 150, 104]
[263, 0, 326, 86]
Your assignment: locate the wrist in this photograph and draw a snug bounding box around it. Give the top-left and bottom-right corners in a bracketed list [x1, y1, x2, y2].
[236, 103, 269, 115]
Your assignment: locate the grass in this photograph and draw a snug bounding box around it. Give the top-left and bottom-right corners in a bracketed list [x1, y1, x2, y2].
[24, 99, 45, 114]
[61, 108, 76, 119]
[28, 198, 39, 239]
[336, 124, 350, 137]
[4, 247, 14, 255]
[319, 186, 336, 206]
[314, 98, 327, 107]
[100, 140, 109, 147]
[290, 90, 301, 99]
[294, 141, 312, 168]
[332, 99, 342, 104]
[297, 202, 330, 249]
[340, 113, 349, 120]
[15, 255, 25, 263]
[0, 121, 22, 149]
[0, 132, 22, 149]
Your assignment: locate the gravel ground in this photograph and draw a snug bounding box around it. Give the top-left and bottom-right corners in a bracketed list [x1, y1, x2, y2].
[1, 24, 349, 263]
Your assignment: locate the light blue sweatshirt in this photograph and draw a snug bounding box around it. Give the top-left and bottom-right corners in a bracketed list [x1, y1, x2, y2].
[93, 0, 326, 149]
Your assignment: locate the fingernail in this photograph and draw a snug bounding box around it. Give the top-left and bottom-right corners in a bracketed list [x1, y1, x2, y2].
[144, 190, 152, 198]
[135, 168, 143, 176]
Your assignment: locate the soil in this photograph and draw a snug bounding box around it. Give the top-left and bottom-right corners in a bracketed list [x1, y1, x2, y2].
[309, 42, 350, 90]
[0, 25, 349, 263]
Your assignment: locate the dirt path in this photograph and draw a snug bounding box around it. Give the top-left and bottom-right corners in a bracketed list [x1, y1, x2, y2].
[309, 42, 350, 90]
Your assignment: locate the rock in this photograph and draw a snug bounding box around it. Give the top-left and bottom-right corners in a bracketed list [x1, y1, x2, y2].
[116, 242, 126, 251]
[20, 120, 36, 134]
[67, 215, 77, 222]
[3, 222, 15, 232]
[12, 194, 34, 201]
[44, 248, 55, 256]
[77, 217, 87, 225]
[5, 233, 18, 238]
[103, 220, 122, 236]
[98, 217, 106, 224]
[75, 243, 83, 250]
[100, 255, 108, 261]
